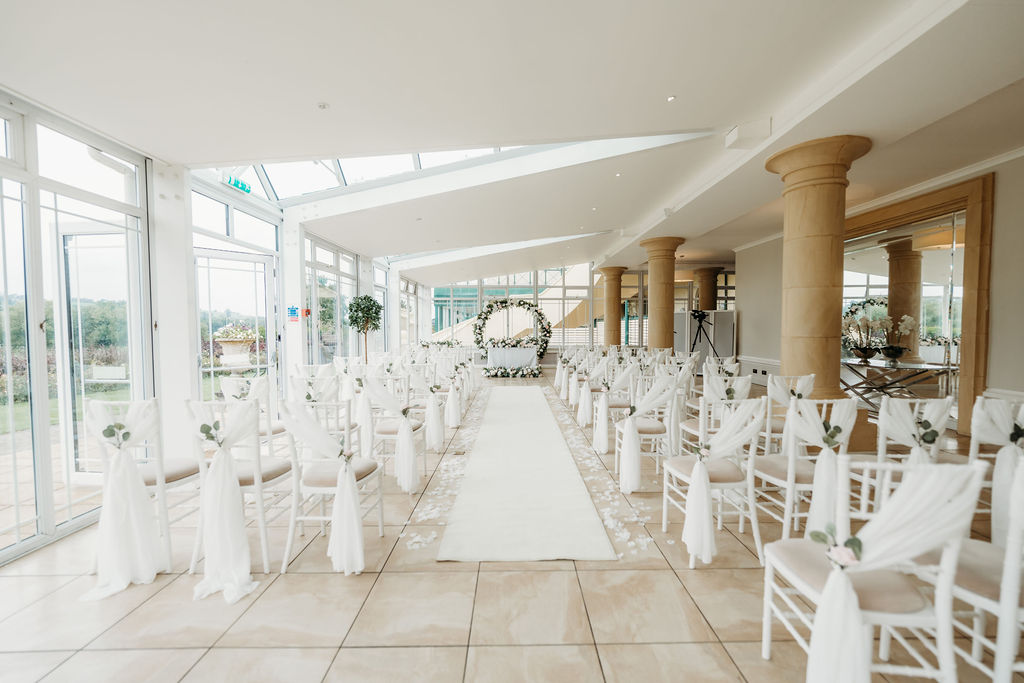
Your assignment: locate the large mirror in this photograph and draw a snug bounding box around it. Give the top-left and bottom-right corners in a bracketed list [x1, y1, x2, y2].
[841, 207, 969, 427]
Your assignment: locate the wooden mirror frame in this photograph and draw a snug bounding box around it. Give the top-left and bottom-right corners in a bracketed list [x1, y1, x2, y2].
[845, 174, 993, 433]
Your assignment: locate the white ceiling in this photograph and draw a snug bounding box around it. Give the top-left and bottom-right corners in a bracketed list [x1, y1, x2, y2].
[300, 135, 721, 258]
[3, 0, 1024, 283]
[0, 0, 910, 165]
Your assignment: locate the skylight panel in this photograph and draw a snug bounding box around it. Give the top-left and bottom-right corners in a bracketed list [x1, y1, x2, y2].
[262, 160, 341, 198]
[339, 154, 415, 185]
[418, 148, 494, 169]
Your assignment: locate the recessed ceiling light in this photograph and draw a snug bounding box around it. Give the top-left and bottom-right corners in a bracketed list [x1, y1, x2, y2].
[615, 172, 621, 177]
[316, 102, 330, 110]
[416, 217, 422, 221]
[666, 95, 676, 102]
[591, 207, 597, 211]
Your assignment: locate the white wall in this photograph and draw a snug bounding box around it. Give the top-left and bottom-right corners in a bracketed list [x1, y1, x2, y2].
[734, 236, 783, 379]
[150, 163, 198, 458]
[987, 156, 1024, 394]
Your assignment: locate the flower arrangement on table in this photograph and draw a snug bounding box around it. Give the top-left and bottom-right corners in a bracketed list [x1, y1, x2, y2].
[487, 336, 542, 349]
[482, 366, 543, 378]
[472, 298, 552, 360]
[878, 314, 918, 364]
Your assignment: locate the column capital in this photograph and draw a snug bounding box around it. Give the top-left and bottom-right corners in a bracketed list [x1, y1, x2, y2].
[598, 266, 628, 280]
[882, 237, 920, 259]
[693, 266, 722, 276]
[765, 135, 872, 193]
[638, 236, 685, 260]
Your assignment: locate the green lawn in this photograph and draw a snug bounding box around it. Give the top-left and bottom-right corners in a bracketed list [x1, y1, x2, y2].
[0, 375, 225, 435]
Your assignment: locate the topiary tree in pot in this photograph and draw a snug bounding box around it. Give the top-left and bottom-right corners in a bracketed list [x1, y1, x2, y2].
[348, 294, 384, 362]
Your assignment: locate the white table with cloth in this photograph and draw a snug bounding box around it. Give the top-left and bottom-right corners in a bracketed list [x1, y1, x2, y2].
[486, 347, 538, 368]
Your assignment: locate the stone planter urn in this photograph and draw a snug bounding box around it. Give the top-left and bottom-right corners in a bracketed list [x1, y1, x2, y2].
[216, 338, 254, 369]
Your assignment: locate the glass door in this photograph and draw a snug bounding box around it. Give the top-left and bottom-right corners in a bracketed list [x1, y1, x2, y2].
[0, 178, 34, 550]
[195, 250, 278, 410]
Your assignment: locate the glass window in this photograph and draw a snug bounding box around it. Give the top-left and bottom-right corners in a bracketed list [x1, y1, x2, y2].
[36, 125, 140, 205]
[373, 265, 388, 287]
[339, 252, 356, 275]
[315, 246, 335, 267]
[263, 160, 340, 199]
[340, 154, 415, 185]
[232, 209, 277, 250]
[418, 148, 494, 169]
[191, 192, 228, 234]
[192, 231, 262, 254]
[0, 118, 8, 158]
[238, 166, 270, 201]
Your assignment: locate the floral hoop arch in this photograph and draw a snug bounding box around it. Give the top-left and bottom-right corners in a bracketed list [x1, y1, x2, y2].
[473, 298, 553, 360]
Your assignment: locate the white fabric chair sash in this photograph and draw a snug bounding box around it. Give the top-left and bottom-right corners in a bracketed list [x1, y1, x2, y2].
[280, 402, 364, 574]
[445, 382, 462, 428]
[786, 398, 858, 537]
[877, 397, 953, 465]
[189, 401, 260, 604]
[806, 462, 986, 683]
[681, 398, 765, 564]
[82, 400, 165, 600]
[619, 375, 676, 494]
[703, 372, 752, 403]
[411, 367, 445, 452]
[767, 374, 815, 406]
[971, 397, 1024, 546]
[365, 377, 420, 494]
[667, 371, 694, 455]
[595, 363, 638, 454]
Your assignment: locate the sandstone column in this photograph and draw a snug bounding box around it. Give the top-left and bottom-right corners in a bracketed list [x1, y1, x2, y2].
[598, 266, 627, 346]
[883, 237, 923, 361]
[765, 135, 872, 399]
[639, 237, 686, 350]
[693, 267, 721, 311]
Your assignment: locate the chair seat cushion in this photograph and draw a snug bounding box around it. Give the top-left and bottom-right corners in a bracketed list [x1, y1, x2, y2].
[138, 457, 199, 486]
[680, 416, 699, 435]
[754, 455, 815, 484]
[258, 420, 287, 436]
[665, 455, 744, 483]
[234, 457, 292, 486]
[635, 417, 667, 435]
[767, 539, 928, 614]
[375, 418, 424, 434]
[302, 458, 379, 487]
[607, 398, 631, 410]
[917, 539, 1023, 606]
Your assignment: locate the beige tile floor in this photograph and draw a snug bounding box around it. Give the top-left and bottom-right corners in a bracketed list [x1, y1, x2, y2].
[0, 376, 1005, 682]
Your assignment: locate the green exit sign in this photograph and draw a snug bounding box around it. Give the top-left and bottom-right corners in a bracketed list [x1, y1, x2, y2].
[221, 175, 251, 194]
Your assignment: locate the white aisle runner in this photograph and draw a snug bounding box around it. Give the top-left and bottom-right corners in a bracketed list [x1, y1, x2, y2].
[437, 385, 616, 562]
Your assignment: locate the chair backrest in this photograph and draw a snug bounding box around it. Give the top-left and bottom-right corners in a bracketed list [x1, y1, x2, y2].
[968, 396, 1024, 461]
[766, 374, 815, 406]
[876, 396, 954, 463]
[780, 397, 857, 466]
[83, 398, 163, 470]
[696, 396, 767, 451]
[186, 399, 262, 469]
[835, 454, 988, 544]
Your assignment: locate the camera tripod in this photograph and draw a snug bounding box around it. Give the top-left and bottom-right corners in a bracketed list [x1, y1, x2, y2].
[689, 311, 719, 358]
